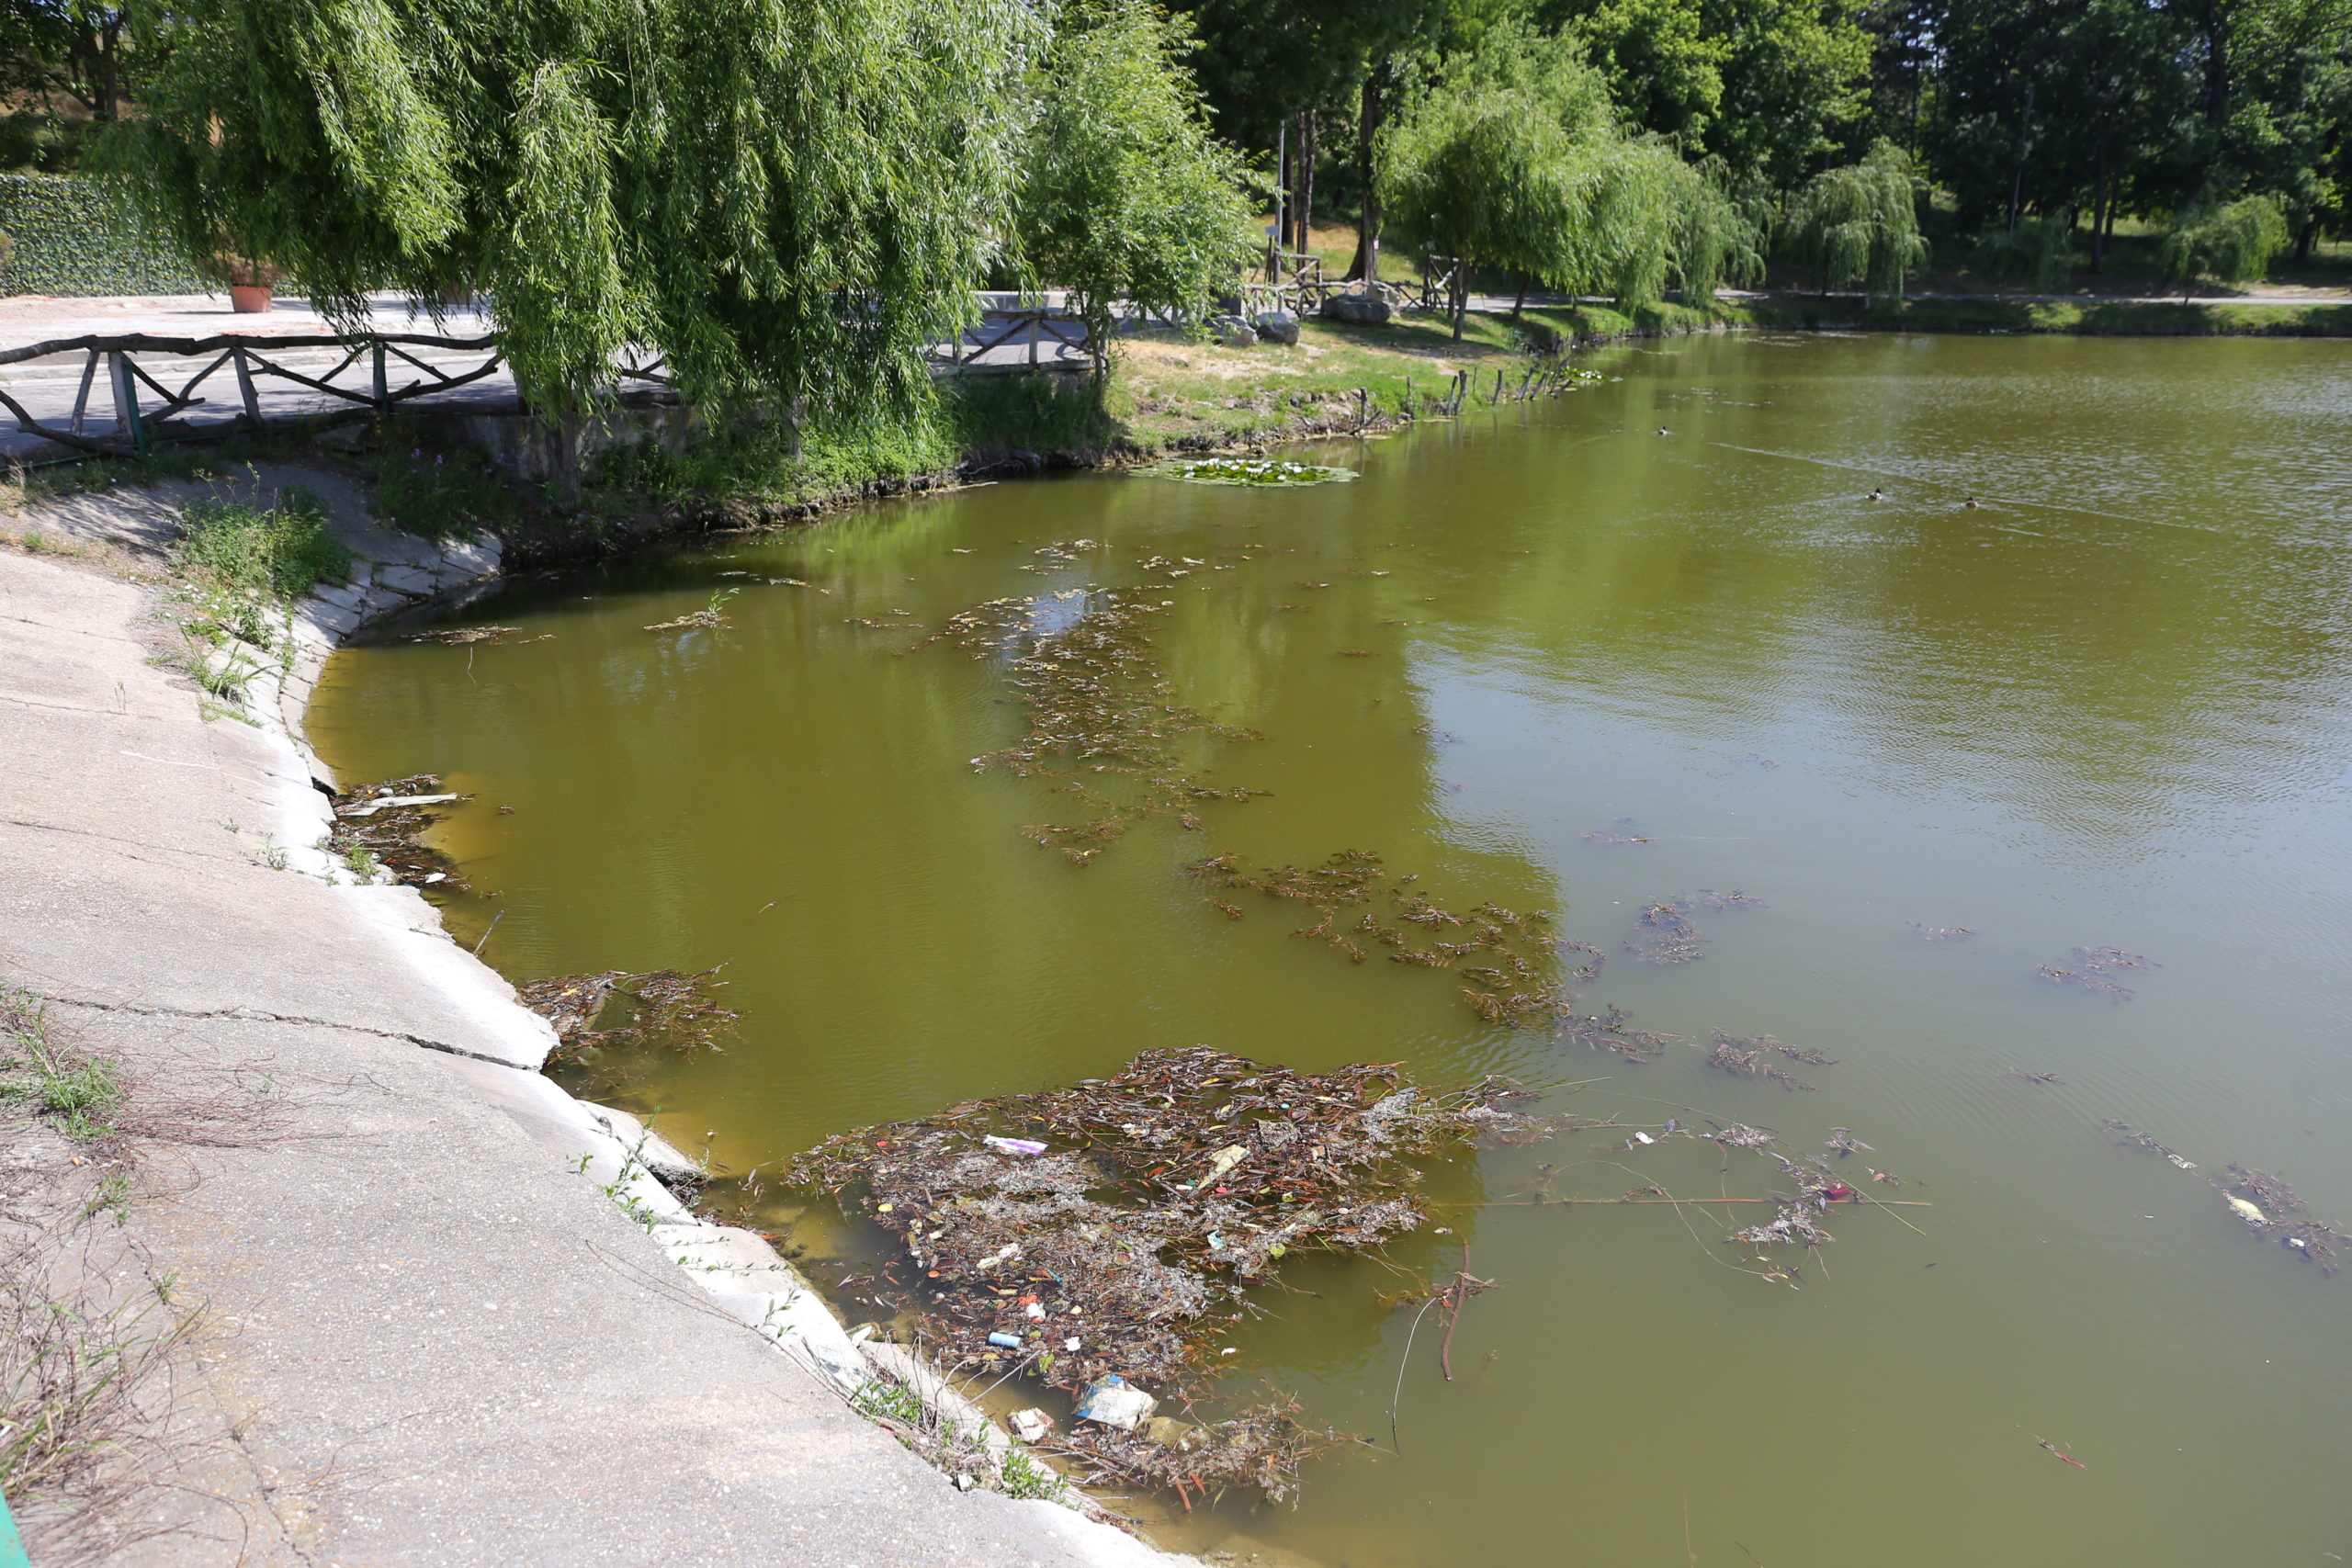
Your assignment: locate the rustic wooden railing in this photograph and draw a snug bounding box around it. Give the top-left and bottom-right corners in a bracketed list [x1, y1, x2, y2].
[0, 308, 1103, 457]
[934, 308, 1090, 370]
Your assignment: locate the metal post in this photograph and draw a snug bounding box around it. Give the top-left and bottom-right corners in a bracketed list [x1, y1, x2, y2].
[233, 345, 264, 426]
[107, 351, 145, 453]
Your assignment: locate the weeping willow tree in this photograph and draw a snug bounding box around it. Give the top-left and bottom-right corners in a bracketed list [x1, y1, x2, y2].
[1013, 1, 1261, 372]
[1784, 139, 1927, 305]
[107, 0, 1041, 432]
[1378, 21, 1748, 334]
[1669, 160, 1766, 303]
[2158, 195, 2290, 299]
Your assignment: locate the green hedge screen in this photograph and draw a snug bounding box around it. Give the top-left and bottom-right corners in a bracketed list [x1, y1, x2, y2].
[0, 174, 212, 297]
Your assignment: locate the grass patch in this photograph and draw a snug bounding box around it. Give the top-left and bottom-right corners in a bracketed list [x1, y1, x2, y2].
[173, 486, 349, 602]
[1740, 294, 2352, 337]
[163, 485, 349, 705]
[0, 987, 206, 1562]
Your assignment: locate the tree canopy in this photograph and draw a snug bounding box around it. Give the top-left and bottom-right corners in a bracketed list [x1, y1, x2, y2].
[108, 0, 1043, 421]
[1785, 137, 1928, 300]
[1380, 20, 1757, 332]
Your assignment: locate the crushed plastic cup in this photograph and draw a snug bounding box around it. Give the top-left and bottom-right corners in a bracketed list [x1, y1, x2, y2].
[985, 1135, 1048, 1156]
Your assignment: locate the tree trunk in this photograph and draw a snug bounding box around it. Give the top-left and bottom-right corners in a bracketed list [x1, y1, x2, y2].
[1346, 76, 1383, 282]
[2007, 82, 2034, 233]
[1277, 124, 1291, 270]
[2294, 217, 2316, 265]
[2203, 0, 2233, 130]
[2090, 141, 2109, 270]
[1294, 111, 1317, 258]
[1512, 272, 1527, 317]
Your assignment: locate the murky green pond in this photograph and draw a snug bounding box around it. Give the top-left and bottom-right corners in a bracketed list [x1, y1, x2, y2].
[312, 333, 2352, 1567]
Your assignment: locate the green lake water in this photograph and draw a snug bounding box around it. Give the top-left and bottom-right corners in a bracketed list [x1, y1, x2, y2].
[310, 333, 2352, 1567]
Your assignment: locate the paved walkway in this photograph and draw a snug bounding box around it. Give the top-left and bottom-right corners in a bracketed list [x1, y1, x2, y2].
[0, 481, 1181, 1566]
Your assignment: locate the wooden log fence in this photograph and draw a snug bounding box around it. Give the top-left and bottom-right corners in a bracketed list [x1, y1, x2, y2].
[936, 308, 1090, 371]
[0, 328, 684, 458]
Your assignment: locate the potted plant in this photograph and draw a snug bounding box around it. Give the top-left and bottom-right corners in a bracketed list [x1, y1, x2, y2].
[205, 250, 288, 313]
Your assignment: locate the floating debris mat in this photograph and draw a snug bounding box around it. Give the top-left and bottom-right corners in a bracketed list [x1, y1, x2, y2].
[2222, 1164, 2342, 1272]
[1187, 850, 1576, 1027]
[2101, 1124, 2340, 1274]
[2036, 946, 2158, 1000]
[521, 965, 739, 1098]
[328, 774, 469, 890]
[406, 624, 523, 645]
[786, 1047, 1553, 1499]
[919, 589, 1266, 864]
[1140, 457, 1355, 487]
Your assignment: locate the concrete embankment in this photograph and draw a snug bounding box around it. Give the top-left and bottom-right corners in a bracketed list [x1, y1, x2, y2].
[0, 469, 1191, 1565]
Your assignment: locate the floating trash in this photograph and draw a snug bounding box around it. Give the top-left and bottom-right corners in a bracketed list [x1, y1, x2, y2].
[2101, 1119, 2197, 1169]
[326, 773, 469, 891]
[2222, 1165, 2342, 1273]
[1141, 457, 1355, 487]
[786, 1046, 1552, 1499]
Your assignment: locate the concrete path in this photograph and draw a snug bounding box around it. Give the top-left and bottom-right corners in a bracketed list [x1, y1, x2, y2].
[0, 491, 1181, 1564]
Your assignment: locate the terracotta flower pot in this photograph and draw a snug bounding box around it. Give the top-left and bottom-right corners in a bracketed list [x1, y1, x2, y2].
[229, 284, 274, 314]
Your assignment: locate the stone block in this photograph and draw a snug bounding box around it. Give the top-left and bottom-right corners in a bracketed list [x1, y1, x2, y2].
[373, 564, 439, 597]
[1320, 292, 1392, 326]
[1254, 310, 1301, 345]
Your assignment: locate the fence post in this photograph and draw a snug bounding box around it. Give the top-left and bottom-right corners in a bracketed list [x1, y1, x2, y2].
[107, 351, 145, 453]
[1028, 313, 1040, 369]
[371, 341, 390, 412]
[69, 349, 97, 435]
[232, 346, 264, 426]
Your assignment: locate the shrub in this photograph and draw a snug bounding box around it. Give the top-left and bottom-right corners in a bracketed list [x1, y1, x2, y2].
[2159, 195, 2290, 296]
[373, 442, 516, 541]
[1973, 217, 2076, 292]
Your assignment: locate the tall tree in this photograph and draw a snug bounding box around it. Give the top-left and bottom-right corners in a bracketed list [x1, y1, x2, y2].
[1540, 0, 1871, 182]
[1014, 1, 1261, 369]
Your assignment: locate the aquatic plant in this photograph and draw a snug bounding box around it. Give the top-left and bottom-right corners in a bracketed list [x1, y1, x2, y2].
[923, 587, 1266, 863]
[1141, 457, 1355, 487]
